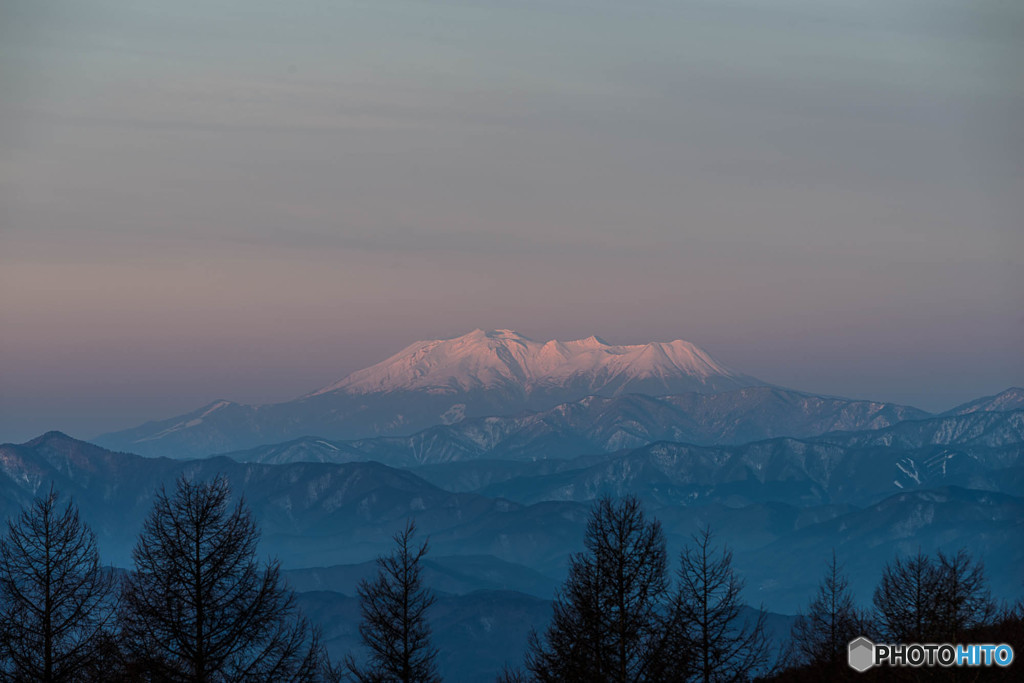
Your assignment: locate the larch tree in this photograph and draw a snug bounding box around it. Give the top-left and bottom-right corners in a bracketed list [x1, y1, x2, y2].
[0, 488, 117, 683]
[345, 520, 440, 683]
[787, 551, 862, 668]
[872, 550, 940, 643]
[525, 495, 683, 683]
[674, 525, 770, 683]
[119, 474, 323, 682]
[931, 548, 997, 642]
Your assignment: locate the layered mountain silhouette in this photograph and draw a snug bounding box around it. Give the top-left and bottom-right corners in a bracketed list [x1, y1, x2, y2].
[94, 329, 765, 457]
[4, 414, 1021, 613]
[6, 323, 1020, 682]
[218, 386, 933, 467]
[0, 431, 588, 572]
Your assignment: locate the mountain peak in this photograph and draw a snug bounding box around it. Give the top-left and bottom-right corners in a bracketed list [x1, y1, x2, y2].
[25, 430, 81, 447]
[309, 329, 763, 398]
[460, 328, 531, 341]
[570, 334, 609, 347]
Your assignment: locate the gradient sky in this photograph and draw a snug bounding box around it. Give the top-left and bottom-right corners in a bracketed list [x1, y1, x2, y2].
[1, 0, 1022, 442]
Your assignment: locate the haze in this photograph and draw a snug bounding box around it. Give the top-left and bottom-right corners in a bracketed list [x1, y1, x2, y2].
[1, 0, 1022, 442]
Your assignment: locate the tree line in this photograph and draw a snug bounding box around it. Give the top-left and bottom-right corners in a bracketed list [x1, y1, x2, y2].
[1, 482, 1020, 682]
[0, 477, 330, 682]
[0, 475, 449, 683]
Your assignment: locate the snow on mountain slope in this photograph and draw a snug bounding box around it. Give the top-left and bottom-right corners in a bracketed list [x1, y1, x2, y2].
[221, 387, 934, 468]
[945, 387, 1024, 416]
[95, 329, 767, 457]
[309, 329, 757, 397]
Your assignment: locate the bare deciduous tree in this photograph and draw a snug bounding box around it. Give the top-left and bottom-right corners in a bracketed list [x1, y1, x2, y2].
[345, 520, 440, 683]
[120, 474, 323, 682]
[787, 551, 862, 668]
[674, 525, 770, 683]
[525, 495, 682, 683]
[0, 488, 116, 682]
[932, 548, 997, 642]
[872, 550, 940, 643]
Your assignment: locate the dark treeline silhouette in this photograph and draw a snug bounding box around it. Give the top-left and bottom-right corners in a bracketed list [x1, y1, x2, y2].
[344, 520, 440, 683]
[767, 548, 1022, 683]
[120, 475, 323, 681]
[0, 478, 331, 682]
[1, 485, 1020, 683]
[0, 487, 117, 681]
[506, 495, 771, 682]
[785, 550, 867, 669]
[505, 496, 1019, 683]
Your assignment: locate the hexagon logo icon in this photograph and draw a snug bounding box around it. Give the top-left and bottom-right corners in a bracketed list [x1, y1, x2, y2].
[848, 637, 875, 672]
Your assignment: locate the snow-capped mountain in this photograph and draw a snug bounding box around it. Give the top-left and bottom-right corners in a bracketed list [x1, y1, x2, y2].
[95, 329, 765, 457]
[308, 328, 758, 398]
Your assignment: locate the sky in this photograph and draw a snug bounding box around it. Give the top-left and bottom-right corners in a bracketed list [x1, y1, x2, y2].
[1, 0, 1022, 442]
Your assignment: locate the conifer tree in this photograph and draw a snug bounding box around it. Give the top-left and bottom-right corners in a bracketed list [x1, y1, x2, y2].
[120, 475, 323, 681]
[345, 520, 440, 683]
[872, 550, 940, 643]
[932, 548, 997, 642]
[788, 551, 862, 668]
[525, 495, 682, 682]
[674, 525, 770, 683]
[0, 488, 116, 682]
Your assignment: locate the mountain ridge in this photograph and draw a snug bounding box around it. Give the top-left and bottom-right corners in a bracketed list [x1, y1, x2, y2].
[3, 432, 1021, 616]
[308, 328, 759, 397]
[93, 329, 767, 458]
[219, 386, 933, 467]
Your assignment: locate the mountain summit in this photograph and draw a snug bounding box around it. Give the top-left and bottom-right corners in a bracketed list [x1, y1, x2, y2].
[95, 329, 765, 458]
[309, 329, 757, 398]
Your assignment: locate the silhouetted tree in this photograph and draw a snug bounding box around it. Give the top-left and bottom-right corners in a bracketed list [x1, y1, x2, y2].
[787, 551, 862, 668]
[931, 548, 997, 642]
[0, 487, 117, 682]
[674, 525, 770, 683]
[120, 474, 323, 681]
[345, 520, 440, 683]
[525, 495, 683, 682]
[872, 550, 940, 643]
[495, 664, 529, 683]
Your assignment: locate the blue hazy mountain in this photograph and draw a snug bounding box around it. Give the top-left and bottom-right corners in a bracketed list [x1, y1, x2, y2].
[216, 386, 931, 467]
[943, 386, 1024, 415]
[0, 431, 588, 573]
[464, 413, 1024, 507]
[284, 554, 560, 598]
[295, 589, 554, 683]
[2, 426, 1021, 614]
[297, 589, 795, 683]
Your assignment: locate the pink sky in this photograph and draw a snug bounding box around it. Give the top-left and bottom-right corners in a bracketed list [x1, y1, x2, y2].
[1, 0, 1022, 441]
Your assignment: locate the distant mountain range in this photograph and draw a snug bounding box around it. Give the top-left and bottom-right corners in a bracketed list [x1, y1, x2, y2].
[94, 329, 765, 458]
[5, 325, 1023, 681]
[2, 423, 1021, 613]
[415, 408, 1024, 505]
[90, 329, 1024, 462]
[217, 386, 937, 467]
[0, 432, 588, 573]
[284, 554, 561, 598]
[9, 330, 1022, 682]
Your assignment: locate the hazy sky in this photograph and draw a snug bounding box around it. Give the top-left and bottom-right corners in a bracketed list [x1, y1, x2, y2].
[1, 0, 1022, 442]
